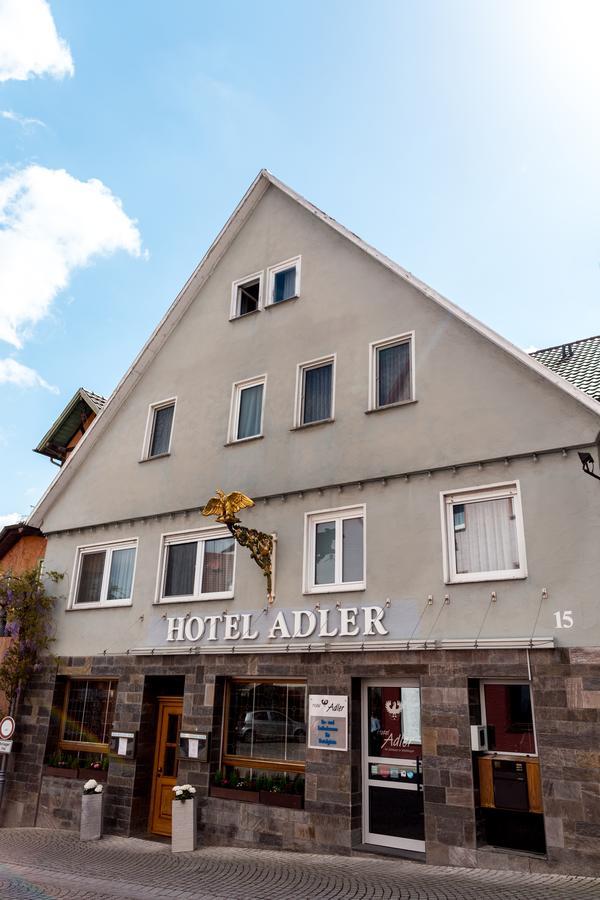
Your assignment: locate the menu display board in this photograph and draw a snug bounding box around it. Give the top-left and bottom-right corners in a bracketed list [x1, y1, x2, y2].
[308, 694, 348, 752]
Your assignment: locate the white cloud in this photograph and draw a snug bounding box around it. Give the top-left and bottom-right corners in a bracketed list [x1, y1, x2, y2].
[0, 0, 73, 82]
[0, 165, 143, 348]
[0, 512, 23, 528]
[0, 358, 58, 393]
[0, 109, 46, 129]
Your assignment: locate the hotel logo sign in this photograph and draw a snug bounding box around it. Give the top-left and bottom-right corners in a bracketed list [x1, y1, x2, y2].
[308, 694, 348, 752]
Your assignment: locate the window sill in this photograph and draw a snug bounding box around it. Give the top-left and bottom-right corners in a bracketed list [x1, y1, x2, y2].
[303, 583, 366, 595]
[290, 418, 334, 432]
[445, 572, 527, 585]
[365, 399, 417, 414]
[264, 295, 299, 309]
[67, 600, 133, 611]
[229, 309, 261, 322]
[155, 593, 234, 604]
[224, 434, 264, 447]
[139, 452, 171, 463]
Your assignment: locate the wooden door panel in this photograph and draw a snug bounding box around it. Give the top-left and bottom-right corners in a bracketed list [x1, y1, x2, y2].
[149, 698, 183, 836]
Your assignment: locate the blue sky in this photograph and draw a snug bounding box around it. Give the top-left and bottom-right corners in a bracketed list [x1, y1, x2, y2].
[1, 0, 599, 523]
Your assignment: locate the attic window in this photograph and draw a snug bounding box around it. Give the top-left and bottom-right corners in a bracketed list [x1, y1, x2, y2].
[266, 257, 301, 306]
[142, 399, 176, 460]
[231, 272, 263, 319]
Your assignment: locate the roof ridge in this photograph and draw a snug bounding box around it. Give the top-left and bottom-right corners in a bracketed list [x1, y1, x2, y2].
[531, 335, 600, 355]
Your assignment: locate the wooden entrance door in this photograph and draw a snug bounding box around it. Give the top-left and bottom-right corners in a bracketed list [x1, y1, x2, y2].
[149, 697, 183, 836]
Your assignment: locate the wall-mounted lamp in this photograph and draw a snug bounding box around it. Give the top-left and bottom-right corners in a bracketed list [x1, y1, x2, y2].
[578, 451, 600, 482]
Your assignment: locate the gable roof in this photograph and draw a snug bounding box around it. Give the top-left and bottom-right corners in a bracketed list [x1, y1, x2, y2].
[531, 336, 600, 403]
[27, 170, 600, 528]
[0, 523, 43, 561]
[34, 387, 106, 464]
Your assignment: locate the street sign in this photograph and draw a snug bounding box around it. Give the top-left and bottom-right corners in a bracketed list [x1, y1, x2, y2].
[0, 739, 13, 754]
[0, 716, 15, 740]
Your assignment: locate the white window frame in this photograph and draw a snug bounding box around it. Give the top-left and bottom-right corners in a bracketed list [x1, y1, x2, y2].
[440, 480, 528, 584]
[228, 374, 267, 443]
[294, 354, 336, 428]
[368, 332, 415, 411]
[69, 539, 138, 610]
[230, 271, 263, 320]
[266, 255, 301, 306]
[303, 504, 366, 594]
[156, 525, 236, 603]
[141, 397, 177, 460]
[480, 679, 538, 757]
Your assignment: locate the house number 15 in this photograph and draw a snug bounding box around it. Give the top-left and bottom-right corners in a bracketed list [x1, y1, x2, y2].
[553, 611, 574, 629]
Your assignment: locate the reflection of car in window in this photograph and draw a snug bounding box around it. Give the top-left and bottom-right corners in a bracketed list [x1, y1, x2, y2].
[237, 710, 306, 742]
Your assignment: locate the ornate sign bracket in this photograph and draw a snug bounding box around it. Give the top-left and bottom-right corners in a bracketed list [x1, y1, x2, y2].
[201, 490, 274, 604]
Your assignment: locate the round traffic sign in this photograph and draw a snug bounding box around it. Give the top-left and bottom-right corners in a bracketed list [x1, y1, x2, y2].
[0, 716, 15, 740]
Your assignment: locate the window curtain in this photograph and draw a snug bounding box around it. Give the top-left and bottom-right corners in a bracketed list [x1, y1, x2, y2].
[378, 342, 411, 406]
[164, 542, 197, 596]
[150, 404, 174, 456]
[342, 517, 363, 582]
[315, 521, 335, 584]
[273, 267, 296, 302]
[201, 537, 234, 593]
[107, 547, 136, 600]
[76, 551, 105, 604]
[454, 498, 519, 574]
[303, 364, 332, 424]
[237, 383, 263, 439]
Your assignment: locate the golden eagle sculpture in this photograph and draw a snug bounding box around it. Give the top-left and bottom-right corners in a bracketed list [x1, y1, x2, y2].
[202, 489, 274, 602]
[202, 489, 254, 525]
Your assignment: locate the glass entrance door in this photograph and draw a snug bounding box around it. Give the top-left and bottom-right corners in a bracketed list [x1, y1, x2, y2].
[362, 681, 425, 852]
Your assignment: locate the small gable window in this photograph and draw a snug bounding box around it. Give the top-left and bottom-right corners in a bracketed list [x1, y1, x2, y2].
[142, 399, 176, 460]
[230, 272, 263, 319]
[369, 333, 414, 411]
[267, 256, 301, 306]
[295, 356, 335, 427]
[228, 375, 266, 443]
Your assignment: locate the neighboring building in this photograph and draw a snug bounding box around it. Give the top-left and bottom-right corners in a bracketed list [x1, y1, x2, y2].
[4, 172, 600, 876]
[0, 523, 46, 576]
[532, 336, 600, 403]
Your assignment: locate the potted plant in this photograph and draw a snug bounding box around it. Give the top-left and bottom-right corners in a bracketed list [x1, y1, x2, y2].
[43, 751, 78, 779]
[209, 770, 259, 804]
[79, 757, 109, 783]
[259, 775, 304, 809]
[80, 779, 104, 841]
[171, 784, 197, 852]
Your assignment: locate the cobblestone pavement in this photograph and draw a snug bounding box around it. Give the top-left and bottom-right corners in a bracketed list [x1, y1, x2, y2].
[0, 829, 599, 900]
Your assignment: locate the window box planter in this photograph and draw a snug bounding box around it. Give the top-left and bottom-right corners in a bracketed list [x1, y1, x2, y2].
[210, 785, 259, 803]
[259, 791, 304, 810]
[43, 765, 78, 779]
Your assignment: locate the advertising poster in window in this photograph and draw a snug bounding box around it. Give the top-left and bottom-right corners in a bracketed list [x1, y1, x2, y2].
[368, 687, 421, 761]
[308, 694, 348, 752]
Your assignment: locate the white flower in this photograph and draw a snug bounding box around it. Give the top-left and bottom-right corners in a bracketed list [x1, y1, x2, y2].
[171, 786, 179, 792]
[83, 779, 97, 791]
[181, 784, 191, 791]
[189, 787, 196, 794]
[175, 789, 183, 796]
[94, 784, 103, 793]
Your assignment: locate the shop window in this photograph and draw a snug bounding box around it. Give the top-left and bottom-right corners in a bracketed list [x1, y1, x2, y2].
[304, 505, 365, 594]
[441, 482, 527, 583]
[71, 541, 137, 608]
[223, 680, 306, 774]
[482, 682, 536, 754]
[159, 527, 235, 602]
[60, 679, 117, 753]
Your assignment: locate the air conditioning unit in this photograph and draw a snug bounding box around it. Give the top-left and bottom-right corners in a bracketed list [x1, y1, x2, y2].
[470, 724, 488, 752]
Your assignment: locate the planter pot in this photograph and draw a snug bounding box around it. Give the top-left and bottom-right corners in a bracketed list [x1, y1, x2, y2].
[259, 791, 304, 810]
[43, 766, 78, 779]
[172, 796, 197, 852]
[80, 792, 104, 841]
[210, 785, 259, 803]
[78, 769, 108, 783]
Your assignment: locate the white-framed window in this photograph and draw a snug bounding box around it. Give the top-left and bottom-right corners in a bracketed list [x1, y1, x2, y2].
[294, 355, 335, 427]
[266, 256, 301, 306]
[230, 271, 263, 319]
[440, 481, 527, 584]
[70, 540, 138, 609]
[368, 332, 414, 410]
[228, 375, 266, 443]
[141, 398, 176, 459]
[303, 505, 366, 594]
[157, 527, 236, 603]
